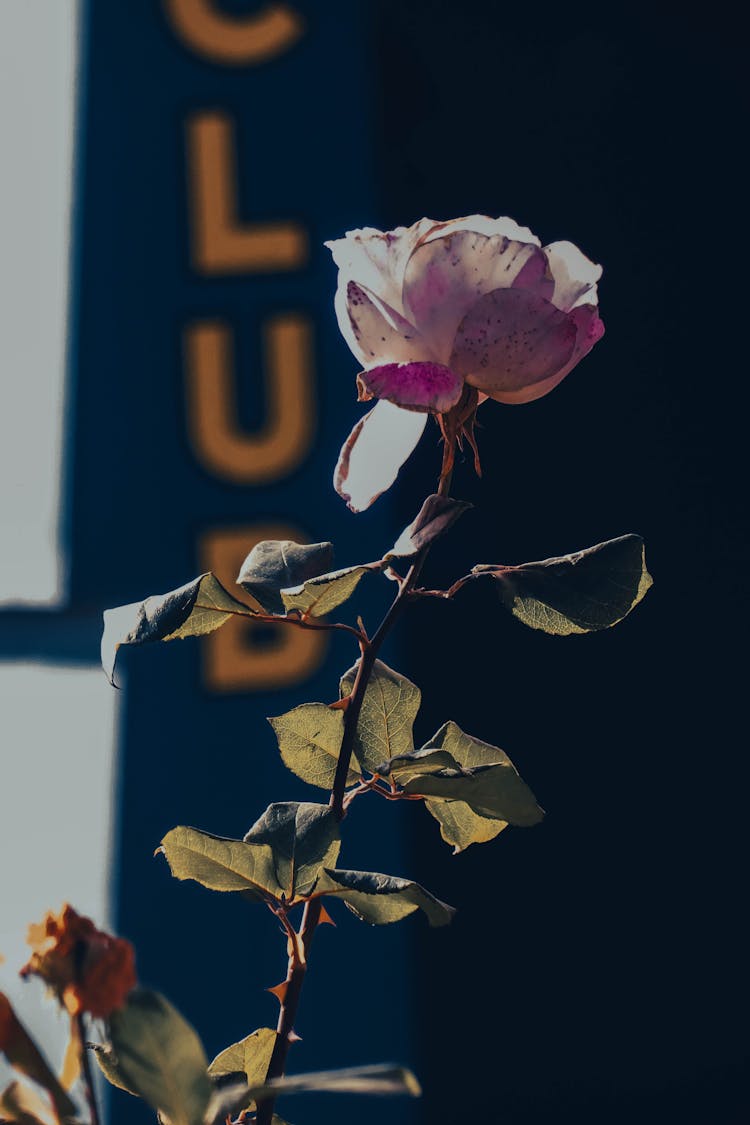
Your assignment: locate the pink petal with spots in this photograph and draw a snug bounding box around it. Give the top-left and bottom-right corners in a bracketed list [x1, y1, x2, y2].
[357, 361, 464, 414]
[403, 231, 544, 365]
[511, 246, 555, 302]
[325, 219, 438, 316]
[449, 287, 579, 402]
[474, 301, 604, 405]
[334, 400, 428, 512]
[334, 280, 431, 368]
[543, 240, 602, 312]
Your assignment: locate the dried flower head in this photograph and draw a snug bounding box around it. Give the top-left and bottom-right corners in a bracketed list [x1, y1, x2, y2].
[20, 904, 136, 1019]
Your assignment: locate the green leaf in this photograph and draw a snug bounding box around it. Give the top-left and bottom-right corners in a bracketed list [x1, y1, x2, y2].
[246, 1063, 421, 1101]
[237, 540, 334, 615]
[404, 764, 543, 823]
[378, 742, 504, 853]
[160, 803, 341, 903]
[243, 802, 341, 899]
[208, 1027, 277, 1085]
[314, 868, 455, 927]
[269, 705, 359, 789]
[159, 826, 276, 900]
[402, 723, 543, 826]
[208, 1028, 277, 1114]
[473, 533, 652, 635]
[101, 573, 250, 684]
[423, 800, 508, 854]
[280, 564, 377, 617]
[339, 660, 421, 774]
[386, 494, 472, 559]
[106, 989, 212, 1125]
[382, 722, 543, 853]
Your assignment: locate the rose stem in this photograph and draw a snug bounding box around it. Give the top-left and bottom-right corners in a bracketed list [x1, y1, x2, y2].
[256, 456, 454, 1125]
[77, 1015, 102, 1125]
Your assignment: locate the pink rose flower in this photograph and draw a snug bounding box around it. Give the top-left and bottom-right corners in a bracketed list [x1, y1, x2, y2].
[326, 215, 604, 511]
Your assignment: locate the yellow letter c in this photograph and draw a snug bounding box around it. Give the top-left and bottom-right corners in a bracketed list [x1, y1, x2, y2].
[163, 0, 303, 66]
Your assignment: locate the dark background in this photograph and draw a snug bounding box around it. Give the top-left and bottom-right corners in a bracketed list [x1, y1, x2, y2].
[373, 3, 749, 1123]
[3, 3, 744, 1124]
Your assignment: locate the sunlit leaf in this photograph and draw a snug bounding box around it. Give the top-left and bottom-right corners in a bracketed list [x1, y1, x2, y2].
[313, 869, 455, 927]
[243, 803, 341, 899]
[473, 534, 652, 635]
[0, 992, 76, 1120]
[269, 705, 359, 789]
[106, 989, 212, 1125]
[0, 1081, 57, 1125]
[208, 1027, 277, 1085]
[280, 564, 377, 617]
[382, 722, 543, 853]
[378, 743, 506, 852]
[339, 660, 421, 774]
[159, 826, 275, 900]
[237, 540, 334, 615]
[208, 1027, 277, 1114]
[423, 800, 508, 853]
[101, 573, 250, 684]
[386, 494, 471, 559]
[402, 723, 543, 826]
[404, 765, 542, 822]
[246, 1062, 421, 1101]
[160, 804, 341, 903]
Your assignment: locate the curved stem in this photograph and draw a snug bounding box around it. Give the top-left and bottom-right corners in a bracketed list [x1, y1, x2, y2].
[257, 466, 454, 1125]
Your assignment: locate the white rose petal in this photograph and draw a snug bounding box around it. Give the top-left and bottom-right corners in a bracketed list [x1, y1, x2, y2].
[543, 240, 602, 312]
[418, 213, 541, 247]
[325, 218, 437, 316]
[333, 400, 428, 513]
[334, 280, 430, 368]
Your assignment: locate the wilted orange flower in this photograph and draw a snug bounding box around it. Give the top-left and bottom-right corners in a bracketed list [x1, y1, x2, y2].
[20, 904, 136, 1019]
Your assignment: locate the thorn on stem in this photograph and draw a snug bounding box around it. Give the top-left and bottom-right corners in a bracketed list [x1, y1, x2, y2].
[267, 981, 288, 1005]
[318, 904, 336, 927]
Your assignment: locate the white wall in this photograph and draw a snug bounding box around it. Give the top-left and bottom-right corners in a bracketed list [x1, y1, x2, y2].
[0, 3, 121, 1095]
[0, 0, 79, 605]
[0, 664, 119, 1082]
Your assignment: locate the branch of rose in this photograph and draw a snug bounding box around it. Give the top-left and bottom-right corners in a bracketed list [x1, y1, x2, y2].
[191, 606, 367, 643]
[255, 462, 454, 1125]
[76, 1015, 101, 1125]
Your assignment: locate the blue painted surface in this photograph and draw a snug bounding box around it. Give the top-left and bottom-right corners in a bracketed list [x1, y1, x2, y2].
[68, 4, 415, 1122]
